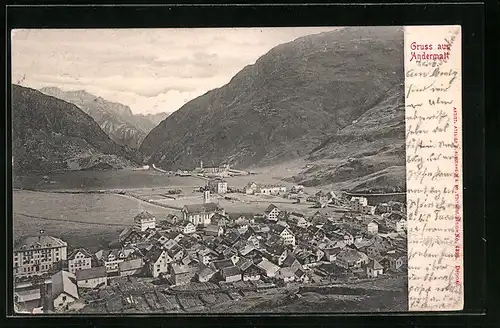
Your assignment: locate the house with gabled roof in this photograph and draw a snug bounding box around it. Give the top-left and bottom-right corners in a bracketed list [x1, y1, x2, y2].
[67, 248, 93, 274]
[197, 248, 218, 266]
[264, 204, 281, 221]
[210, 258, 234, 272]
[118, 227, 144, 246]
[145, 247, 172, 278]
[51, 270, 78, 310]
[281, 253, 302, 272]
[241, 263, 262, 281]
[203, 224, 224, 237]
[170, 264, 197, 286]
[295, 250, 320, 269]
[366, 259, 384, 278]
[95, 249, 128, 273]
[118, 258, 144, 277]
[256, 258, 280, 278]
[177, 221, 196, 235]
[223, 229, 241, 247]
[271, 224, 296, 246]
[276, 267, 296, 283]
[166, 244, 185, 263]
[164, 213, 181, 225]
[76, 266, 107, 289]
[221, 266, 241, 283]
[197, 264, 216, 283]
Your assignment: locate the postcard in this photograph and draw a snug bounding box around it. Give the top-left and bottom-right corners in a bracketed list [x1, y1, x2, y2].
[10, 25, 462, 314]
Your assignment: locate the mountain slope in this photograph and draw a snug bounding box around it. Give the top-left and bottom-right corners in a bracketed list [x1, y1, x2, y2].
[292, 81, 406, 192]
[39, 87, 168, 149]
[12, 85, 139, 174]
[140, 27, 404, 173]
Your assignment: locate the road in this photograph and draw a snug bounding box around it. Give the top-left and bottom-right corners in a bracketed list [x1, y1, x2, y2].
[15, 212, 132, 227]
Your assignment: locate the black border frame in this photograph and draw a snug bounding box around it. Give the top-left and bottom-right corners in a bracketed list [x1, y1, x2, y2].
[4, 1, 490, 327]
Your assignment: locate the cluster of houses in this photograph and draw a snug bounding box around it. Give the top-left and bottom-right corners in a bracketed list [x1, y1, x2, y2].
[14, 191, 407, 313]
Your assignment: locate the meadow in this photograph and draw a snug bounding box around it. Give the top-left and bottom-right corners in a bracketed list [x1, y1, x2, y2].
[11, 166, 328, 251]
[13, 190, 181, 251]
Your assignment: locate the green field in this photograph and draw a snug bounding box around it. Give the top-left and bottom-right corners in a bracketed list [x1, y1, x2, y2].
[12, 167, 331, 252]
[13, 190, 181, 251]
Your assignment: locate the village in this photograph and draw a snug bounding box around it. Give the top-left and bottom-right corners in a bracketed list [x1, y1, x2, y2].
[13, 173, 407, 314]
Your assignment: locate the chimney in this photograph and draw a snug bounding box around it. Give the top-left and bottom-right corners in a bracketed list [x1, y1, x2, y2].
[200, 160, 203, 169]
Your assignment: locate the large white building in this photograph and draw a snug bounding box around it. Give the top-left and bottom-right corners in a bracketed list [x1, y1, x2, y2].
[245, 182, 286, 195]
[181, 203, 225, 227]
[134, 211, 156, 232]
[14, 235, 68, 278]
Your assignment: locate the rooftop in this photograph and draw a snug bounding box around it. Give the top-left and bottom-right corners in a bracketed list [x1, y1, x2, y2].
[51, 270, 78, 300]
[119, 259, 144, 272]
[14, 235, 67, 251]
[368, 259, 384, 270]
[264, 204, 279, 215]
[68, 248, 93, 260]
[183, 203, 220, 214]
[75, 266, 107, 281]
[134, 211, 155, 223]
[171, 264, 196, 275]
[222, 265, 241, 277]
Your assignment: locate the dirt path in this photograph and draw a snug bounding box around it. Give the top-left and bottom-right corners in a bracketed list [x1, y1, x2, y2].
[15, 212, 132, 227]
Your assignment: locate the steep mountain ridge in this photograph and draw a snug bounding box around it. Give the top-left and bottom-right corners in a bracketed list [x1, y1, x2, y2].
[139, 27, 405, 192]
[39, 87, 168, 149]
[12, 85, 139, 174]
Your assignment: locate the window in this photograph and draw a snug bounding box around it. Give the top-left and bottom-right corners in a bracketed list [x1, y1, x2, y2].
[62, 296, 66, 301]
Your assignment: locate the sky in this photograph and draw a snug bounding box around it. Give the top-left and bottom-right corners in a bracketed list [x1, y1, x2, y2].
[11, 28, 337, 115]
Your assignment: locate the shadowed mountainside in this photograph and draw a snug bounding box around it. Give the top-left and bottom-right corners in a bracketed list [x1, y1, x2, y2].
[139, 27, 405, 192]
[12, 85, 140, 174]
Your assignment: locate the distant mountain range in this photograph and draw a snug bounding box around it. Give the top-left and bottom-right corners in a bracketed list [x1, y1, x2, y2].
[139, 26, 405, 192]
[39, 87, 170, 149]
[12, 85, 140, 174]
